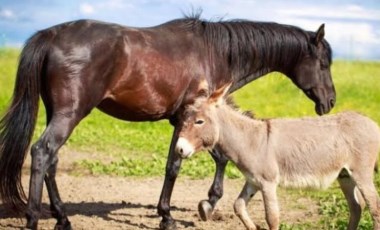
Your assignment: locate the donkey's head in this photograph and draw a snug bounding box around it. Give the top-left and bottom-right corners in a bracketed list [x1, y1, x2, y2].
[289, 24, 335, 115]
[175, 84, 230, 159]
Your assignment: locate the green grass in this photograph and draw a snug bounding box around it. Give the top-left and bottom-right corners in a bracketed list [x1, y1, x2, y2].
[1, 48, 380, 228]
[0, 48, 18, 109]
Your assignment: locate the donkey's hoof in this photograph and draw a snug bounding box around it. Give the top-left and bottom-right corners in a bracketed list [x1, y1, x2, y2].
[198, 200, 213, 221]
[159, 219, 177, 230]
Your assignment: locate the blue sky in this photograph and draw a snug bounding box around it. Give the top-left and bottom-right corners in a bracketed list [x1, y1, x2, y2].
[0, 0, 379, 60]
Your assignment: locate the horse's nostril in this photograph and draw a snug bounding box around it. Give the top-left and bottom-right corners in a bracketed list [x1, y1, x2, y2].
[179, 148, 183, 154]
[330, 98, 335, 107]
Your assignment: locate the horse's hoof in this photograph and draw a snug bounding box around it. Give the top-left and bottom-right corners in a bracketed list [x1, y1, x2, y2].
[23, 227, 36, 230]
[54, 221, 72, 230]
[159, 219, 177, 230]
[25, 222, 37, 230]
[198, 200, 213, 221]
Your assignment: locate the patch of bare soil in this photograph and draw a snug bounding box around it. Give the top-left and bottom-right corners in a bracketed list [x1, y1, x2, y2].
[0, 149, 320, 230]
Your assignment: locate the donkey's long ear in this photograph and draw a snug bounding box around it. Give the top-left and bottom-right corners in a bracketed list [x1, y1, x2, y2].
[209, 83, 232, 105]
[314, 24, 325, 45]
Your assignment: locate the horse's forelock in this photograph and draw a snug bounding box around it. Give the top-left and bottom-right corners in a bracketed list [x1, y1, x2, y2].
[306, 30, 333, 65]
[323, 40, 333, 65]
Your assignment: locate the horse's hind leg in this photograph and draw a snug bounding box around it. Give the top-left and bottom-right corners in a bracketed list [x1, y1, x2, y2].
[26, 114, 83, 230]
[338, 175, 365, 230]
[45, 160, 71, 229]
[198, 148, 228, 221]
[234, 181, 258, 230]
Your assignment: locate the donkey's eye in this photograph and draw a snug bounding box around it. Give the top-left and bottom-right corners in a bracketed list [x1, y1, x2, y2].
[195, 119, 204, 125]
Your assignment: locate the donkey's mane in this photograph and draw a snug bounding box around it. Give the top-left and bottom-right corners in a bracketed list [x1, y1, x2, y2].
[186, 96, 254, 119]
[167, 14, 332, 80]
[224, 96, 255, 119]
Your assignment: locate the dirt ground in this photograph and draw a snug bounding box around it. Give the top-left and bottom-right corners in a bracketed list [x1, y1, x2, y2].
[0, 149, 320, 230]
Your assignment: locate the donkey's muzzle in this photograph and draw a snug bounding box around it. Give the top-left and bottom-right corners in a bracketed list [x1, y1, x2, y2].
[175, 137, 195, 159]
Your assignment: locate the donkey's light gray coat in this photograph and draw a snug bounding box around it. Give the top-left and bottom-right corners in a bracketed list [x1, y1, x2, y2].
[176, 86, 380, 230]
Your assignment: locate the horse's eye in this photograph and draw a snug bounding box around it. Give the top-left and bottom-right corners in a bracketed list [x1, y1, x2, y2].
[195, 119, 204, 125]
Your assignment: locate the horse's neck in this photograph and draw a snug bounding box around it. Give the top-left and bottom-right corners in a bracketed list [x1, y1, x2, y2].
[230, 51, 297, 92]
[229, 28, 304, 92]
[231, 68, 275, 92]
[215, 106, 267, 159]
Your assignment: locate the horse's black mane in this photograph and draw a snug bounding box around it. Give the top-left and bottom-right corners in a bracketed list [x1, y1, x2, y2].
[168, 14, 332, 81]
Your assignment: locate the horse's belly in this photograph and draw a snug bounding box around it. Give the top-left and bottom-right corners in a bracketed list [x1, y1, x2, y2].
[97, 97, 173, 121]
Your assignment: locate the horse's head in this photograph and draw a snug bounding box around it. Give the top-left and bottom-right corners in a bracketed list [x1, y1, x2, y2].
[290, 24, 336, 115]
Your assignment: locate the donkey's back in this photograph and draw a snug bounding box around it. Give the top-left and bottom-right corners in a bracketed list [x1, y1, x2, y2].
[270, 111, 380, 189]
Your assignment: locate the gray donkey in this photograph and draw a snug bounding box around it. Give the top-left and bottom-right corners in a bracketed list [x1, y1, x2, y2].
[175, 84, 380, 230]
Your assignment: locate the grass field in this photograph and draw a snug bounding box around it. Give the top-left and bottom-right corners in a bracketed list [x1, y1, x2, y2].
[1, 48, 380, 228]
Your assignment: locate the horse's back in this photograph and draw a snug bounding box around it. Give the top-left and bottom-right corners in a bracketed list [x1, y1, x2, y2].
[31, 19, 210, 121]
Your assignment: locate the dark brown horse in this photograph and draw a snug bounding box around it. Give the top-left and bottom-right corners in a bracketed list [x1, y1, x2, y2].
[0, 15, 335, 230]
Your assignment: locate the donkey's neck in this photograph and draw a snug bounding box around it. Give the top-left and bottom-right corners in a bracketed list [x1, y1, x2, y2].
[214, 106, 268, 161]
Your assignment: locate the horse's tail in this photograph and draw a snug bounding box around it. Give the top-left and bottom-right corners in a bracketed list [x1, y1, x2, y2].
[0, 30, 53, 213]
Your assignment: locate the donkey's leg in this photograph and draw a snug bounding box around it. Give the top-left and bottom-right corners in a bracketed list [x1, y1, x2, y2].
[158, 127, 181, 230]
[338, 176, 365, 230]
[198, 148, 228, 221]
[233, 182, 258, 230]
[45, 159, 71, 230]
[352, 172, 380, 229]
[261, 182, 280, 230]
[26, 115, 82, 230]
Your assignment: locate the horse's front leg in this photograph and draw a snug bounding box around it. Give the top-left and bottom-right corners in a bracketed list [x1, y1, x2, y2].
[198, 148, 228, 221]
[158, 128, 182, 230]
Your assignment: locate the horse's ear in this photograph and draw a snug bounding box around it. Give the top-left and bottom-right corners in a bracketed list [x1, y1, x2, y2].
[209, 83, 231, 105]
[314, 24, 325, 45]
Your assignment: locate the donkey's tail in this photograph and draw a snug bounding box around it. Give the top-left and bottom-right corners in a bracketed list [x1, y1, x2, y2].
[0, 30, 53, 213]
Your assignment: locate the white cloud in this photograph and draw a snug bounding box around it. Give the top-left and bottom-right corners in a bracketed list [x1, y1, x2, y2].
[100, 0, 134, 9]
[326, 22, 380, 59]
[344, 4, 380, 20]
[276, 4, 380, 21]
[1, 0, 379, 59]
[78, 1, 136, 17]
[80, 3, 95, 15]
[0, 9, 16, 20]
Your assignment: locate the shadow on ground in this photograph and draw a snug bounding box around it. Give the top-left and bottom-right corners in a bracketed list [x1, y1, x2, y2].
[0, 201, 195, 229]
